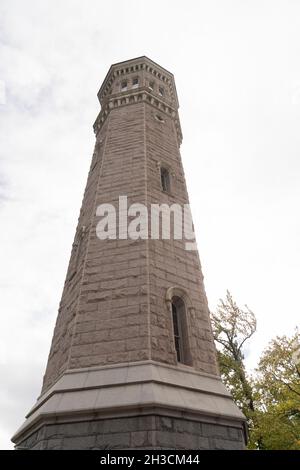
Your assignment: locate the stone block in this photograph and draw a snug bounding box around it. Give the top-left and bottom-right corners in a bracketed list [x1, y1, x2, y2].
[130, 431, 150, 448]
[158, 416, 173, 430]
[228, 426, 242, 441]
[155, 431, 176, 448]
[63, 435, 96, 450]
[96, 432, 130, 450]
[201, 423, 229, 439]
[46, 438, 63, 450]
[210, 437, 242, 450]
[176, 432, 198, 449]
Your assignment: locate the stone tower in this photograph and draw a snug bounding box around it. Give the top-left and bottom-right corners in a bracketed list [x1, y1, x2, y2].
[12, 57, 246, 450]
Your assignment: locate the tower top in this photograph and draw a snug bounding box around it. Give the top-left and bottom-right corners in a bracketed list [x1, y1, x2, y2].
[98, 56, 179, 107]
[94, 56, 182, 144]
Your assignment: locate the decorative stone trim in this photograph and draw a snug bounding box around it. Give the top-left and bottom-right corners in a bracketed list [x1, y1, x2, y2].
[165, 286, 193, 309]
[98, 56, 178, 108]
[165, 286, 195, 365]
[12, 361, 247, 447]
[93, 88, 183, 145]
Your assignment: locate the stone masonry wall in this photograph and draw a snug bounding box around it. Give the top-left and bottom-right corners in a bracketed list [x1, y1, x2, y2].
[15, 59, 247, 452]
[42, 58, 219, 392]
[67, 103, 151, 371]
[145, 104, 218, 374]
[18, 415, 245, 450]
[42, 117, 110, 392]
[42, 101, 151, 392]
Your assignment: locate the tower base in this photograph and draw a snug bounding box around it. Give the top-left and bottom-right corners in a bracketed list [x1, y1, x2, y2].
[12, 361, 247, 450]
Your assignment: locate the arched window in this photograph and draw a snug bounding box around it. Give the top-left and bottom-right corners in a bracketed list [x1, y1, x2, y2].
[172, 300, 182, 362]
[170, 295, 192, 365]
[160, 167, 170, 192]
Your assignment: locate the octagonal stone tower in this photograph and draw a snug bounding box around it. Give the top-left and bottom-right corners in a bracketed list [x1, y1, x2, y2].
[12, 57, 247, 450]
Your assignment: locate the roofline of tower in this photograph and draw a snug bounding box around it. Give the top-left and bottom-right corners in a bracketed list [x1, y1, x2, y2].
[107, 55, 174, 79]
[98, 56, 179, 108]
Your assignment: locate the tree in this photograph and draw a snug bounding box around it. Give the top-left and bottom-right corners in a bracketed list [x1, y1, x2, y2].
[211, 291, 300, 449]
[252, 330, 300, 449]
[211, 290, 257, 421]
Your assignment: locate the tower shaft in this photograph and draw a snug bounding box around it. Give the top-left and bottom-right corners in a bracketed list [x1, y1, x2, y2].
[12, 57, 247, 450]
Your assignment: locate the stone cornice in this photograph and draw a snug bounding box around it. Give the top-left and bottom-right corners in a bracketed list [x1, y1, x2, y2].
[12, 361, 247, 445]
[93, 87, 183, 146]
[98, 56, 179, 109]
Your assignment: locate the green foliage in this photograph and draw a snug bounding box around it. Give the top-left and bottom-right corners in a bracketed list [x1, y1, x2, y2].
[212, 291, 300, 449]
[211, 291, 256, 421]
[251, 331, 300, 449]
[249, 410, 300, 450]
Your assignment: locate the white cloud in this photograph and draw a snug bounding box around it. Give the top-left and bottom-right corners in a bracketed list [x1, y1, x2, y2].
[1, 0, 300, 449]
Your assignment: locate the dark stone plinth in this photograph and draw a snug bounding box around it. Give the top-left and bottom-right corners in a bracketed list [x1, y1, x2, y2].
[17, 415, 245, 450]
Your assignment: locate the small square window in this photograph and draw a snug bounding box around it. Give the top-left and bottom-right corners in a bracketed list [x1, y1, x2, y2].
[158, 86, 164, 96]
[121, 80, 127, 91]
[132, 77, 139, 89]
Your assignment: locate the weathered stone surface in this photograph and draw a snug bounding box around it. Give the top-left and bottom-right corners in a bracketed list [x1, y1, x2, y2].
[202, 423, 229, 439]
[130, 431, 150, 448]
[13, 57, 247, 450]
[40, 57, 219, 394]
[17, 416, 245, 450]
[63, 435, 96, 450]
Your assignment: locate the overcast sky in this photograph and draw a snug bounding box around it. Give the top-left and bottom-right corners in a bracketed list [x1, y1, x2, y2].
[1, 0, 300, 449]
